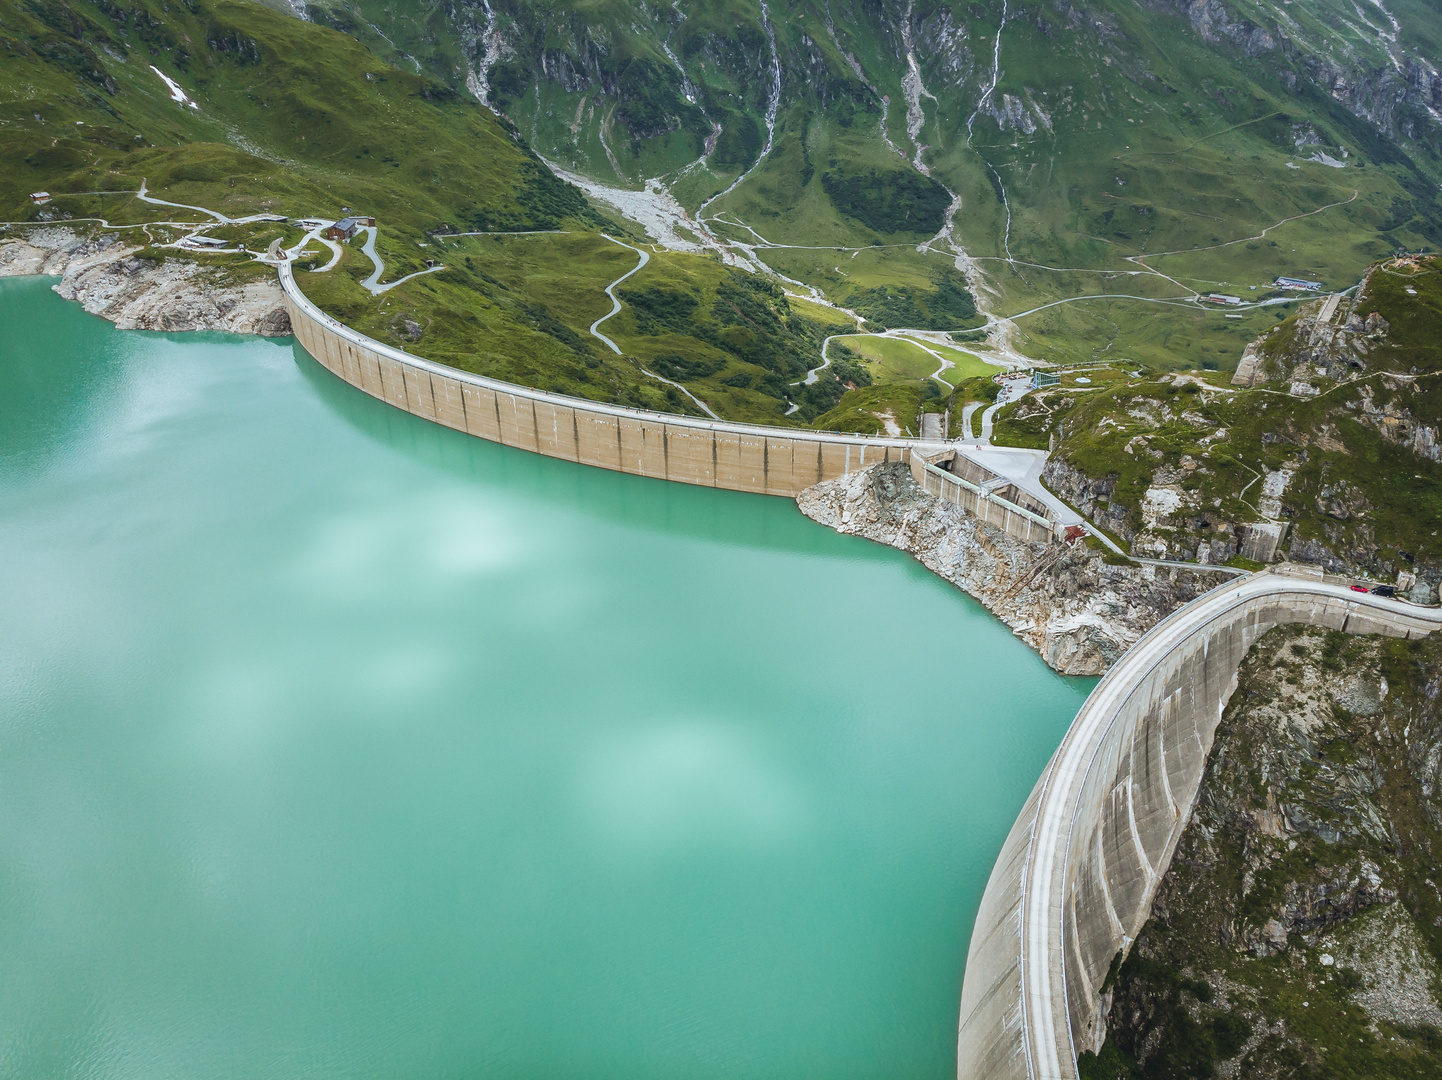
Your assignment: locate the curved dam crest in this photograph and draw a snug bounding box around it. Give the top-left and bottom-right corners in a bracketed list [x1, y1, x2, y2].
[278, 263, 912, 498]
[956, 570, 1442, 1080]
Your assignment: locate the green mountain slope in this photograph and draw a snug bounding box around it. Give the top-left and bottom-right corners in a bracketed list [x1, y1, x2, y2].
[7, 0, 1440, 424]
[301, 0, 1442, 374]
[990, 255, 1442, 578]
[0, 0, 580, 231]
[0, 0, 880, 423]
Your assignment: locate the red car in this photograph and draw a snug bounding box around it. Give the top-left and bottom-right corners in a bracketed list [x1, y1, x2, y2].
[1350, 585, 1370, 593]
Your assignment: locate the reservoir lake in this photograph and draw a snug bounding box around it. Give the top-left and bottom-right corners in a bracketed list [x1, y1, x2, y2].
[0, 276, 1093, 1079]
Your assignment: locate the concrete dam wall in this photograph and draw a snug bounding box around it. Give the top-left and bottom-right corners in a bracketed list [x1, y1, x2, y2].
[956, 571, 1442, 1080]
[278, 263, 913, 498]
[910, 450, 1057, 546]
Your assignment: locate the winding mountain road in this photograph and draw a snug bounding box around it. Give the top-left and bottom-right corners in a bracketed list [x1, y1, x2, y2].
[589, 234, 719, 419]
[589, 234, 651, 354]
[135, 179, 230, 223]
[358, 226, 446, 295]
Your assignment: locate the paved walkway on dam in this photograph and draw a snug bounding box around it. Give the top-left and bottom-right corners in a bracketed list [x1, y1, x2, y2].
[951, 446, 1085, 529]
[958, 570, 1442, 1080]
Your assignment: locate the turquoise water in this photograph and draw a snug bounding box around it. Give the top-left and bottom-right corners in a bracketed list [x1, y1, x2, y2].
[0, 276, 1092, 1080]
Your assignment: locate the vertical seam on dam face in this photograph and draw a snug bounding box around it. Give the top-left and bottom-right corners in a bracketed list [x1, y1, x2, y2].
[956, 577, 1442, 1080]
[1157, 699, 1178, 817]
[1094, 827, 1125, 940]
[273, 263, 938, 500]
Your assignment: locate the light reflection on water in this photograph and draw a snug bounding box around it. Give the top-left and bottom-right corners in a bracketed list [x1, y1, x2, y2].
[0, 277, 1093, 1080]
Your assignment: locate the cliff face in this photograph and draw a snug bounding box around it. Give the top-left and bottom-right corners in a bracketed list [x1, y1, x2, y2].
[1082, 626, 1442, 1079]
[797, 462, 1221, 676]
[0, 228, 292, 337]
[1004, 256, 1442, 599]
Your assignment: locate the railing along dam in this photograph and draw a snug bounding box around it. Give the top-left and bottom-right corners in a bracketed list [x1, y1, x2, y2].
[957, 570, 1442, 1080]
[279, 263, 916, 498]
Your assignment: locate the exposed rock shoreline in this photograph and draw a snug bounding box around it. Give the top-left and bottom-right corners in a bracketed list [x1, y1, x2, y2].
[0, 227, 291, 337]
[2, 236, 1216, 677]
[798, 462, 1226, 676]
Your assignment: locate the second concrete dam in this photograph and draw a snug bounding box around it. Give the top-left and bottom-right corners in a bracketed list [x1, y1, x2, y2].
[956, 570, 1442, 1080]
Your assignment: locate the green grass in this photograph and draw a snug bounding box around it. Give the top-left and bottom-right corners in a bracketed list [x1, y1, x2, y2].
[811, 383, 927, 436]
[995, 258, 1442, 566]
[0, 0, 604, 236]
[295, 0, 1442, 381]
[10, 0, 1442, 437]
[785, 295, 857, 330]
[830, 334, 1002, 390]
[834, 334, 942, 384]
[0, 0, 866, 427]
[921, 342, 1003, 383]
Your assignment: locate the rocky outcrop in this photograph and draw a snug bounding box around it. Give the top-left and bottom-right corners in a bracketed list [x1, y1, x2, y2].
[0, 227, 291, 337]
[1355, 380, 1442, 464]
[1041, 457, 1133, 542]
[1163, 0, 1441, 145]
[797, 462, 1220, 675]
[1180, 0, 1277, 57]
[1231, 290, 1393, 391]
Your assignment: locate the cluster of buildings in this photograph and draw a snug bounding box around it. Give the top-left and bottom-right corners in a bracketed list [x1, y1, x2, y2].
[1198, 277, 1325, 309]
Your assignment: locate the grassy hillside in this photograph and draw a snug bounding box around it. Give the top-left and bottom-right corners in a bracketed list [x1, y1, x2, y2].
[8, 0, 1438, 423]
[993, 256, 1442, 579]
[300, 230, 852, 423]
[316, 0, 1442, 375]
[0, 0, 895, 425]
[0, 0, 590, 233]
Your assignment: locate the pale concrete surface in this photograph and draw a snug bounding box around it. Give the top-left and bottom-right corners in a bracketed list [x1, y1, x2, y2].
[911, 451, 1058, 545]
[956, 572, 1442, 1080]
[279, 262, 915, 497]
[960, 403, 982, 442]
[953, 446, 1084, 528]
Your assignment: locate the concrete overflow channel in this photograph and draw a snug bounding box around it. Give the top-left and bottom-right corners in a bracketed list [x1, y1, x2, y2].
[277, 264, 1440, 1080]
